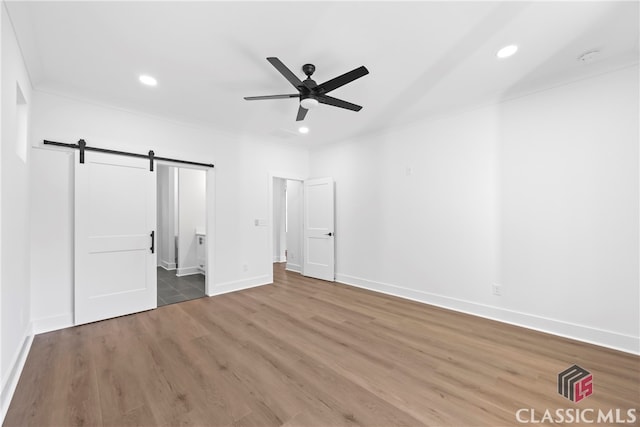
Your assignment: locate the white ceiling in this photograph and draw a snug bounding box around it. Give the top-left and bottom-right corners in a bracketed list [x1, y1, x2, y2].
[6, 1, 639, 145]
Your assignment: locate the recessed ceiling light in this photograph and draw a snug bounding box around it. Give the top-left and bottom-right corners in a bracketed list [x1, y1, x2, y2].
[496, 45, 518, 59]
[139, 74, 157, 86]
[298, 126, 309, 134]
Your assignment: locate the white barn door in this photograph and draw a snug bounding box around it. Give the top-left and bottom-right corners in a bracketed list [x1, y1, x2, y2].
[74, 151, 157, 325]
[302, 177, 335, 281]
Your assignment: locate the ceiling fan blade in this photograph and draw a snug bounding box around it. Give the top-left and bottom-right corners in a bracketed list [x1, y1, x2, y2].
[267, 57, 303, 90]
[316, 66, 369, 94]
[317, 95, 362, 112]
[296, 105, 308, 121]
[244, 94, 299, 101]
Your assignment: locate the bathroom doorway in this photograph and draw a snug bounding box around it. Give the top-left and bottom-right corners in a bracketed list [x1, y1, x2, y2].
[156, 165, 207, 306]
[272, 177, 304, 273]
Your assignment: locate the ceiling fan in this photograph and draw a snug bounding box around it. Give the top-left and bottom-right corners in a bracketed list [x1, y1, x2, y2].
[244, 57, 369, 121]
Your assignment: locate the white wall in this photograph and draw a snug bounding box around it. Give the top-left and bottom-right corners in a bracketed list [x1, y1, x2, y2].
[29, 89, 309, 329]
[498, 66, 639, 349]
[286, 180, 303, 273]
[177, 167, 206, 276]
[272, 178, 286, 263]
[30, 148, 73, 332]
[310, 65, 639, 354]
[1, 2, 34, 419]
[1, 9, 3, 406]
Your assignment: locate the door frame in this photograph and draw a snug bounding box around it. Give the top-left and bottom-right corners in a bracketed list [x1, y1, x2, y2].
[157, 160, 214, 297]
[267, 171, 306, 284]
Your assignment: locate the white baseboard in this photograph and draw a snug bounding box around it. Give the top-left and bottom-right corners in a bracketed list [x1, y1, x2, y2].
[176, 266, 200, 277]
[285, 263, 301, 273]
[160, 260, 176, 270]
[32, 313, 74, 335]
[273, 256, 286, 263]
[208, 274, 271, 297]
[1, 326, 34, 424]
[336, 273, 640, 355]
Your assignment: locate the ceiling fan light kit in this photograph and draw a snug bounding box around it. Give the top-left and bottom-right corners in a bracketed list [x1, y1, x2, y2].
[300, 97, 319, 109]
[244, 57, 369, 121]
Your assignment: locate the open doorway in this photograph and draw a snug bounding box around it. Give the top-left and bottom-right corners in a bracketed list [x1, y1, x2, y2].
[271, 175, 336, 283]
[273, 177, 303, 273]
[157, 165, 207, 306]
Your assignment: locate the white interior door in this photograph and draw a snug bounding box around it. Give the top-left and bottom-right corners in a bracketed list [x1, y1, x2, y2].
[75, 151, 157, 325]
[303, 177, 335, 281]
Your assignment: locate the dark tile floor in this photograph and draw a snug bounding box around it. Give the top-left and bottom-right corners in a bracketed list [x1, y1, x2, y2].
[157, 267, 206, 307]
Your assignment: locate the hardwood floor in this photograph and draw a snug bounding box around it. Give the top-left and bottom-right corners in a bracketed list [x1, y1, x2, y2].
[4, 264, 639, 426]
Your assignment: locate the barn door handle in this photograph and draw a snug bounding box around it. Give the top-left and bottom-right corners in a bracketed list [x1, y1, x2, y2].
[325, 232, 333, 237]
[150, 231, 155, 254]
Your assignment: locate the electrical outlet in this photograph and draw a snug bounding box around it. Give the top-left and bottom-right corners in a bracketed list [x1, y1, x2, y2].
[492, 284, 502, 296]
[242, 263, 249, 272]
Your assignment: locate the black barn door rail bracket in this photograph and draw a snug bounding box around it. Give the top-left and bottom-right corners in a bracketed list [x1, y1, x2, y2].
[43, 139, 214, 171]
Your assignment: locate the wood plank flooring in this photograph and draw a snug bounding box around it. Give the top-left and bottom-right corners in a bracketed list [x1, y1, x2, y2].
[4, 264, 639, 426]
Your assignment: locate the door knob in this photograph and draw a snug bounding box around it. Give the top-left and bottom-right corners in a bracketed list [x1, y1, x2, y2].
[325, 232, 333, 237]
